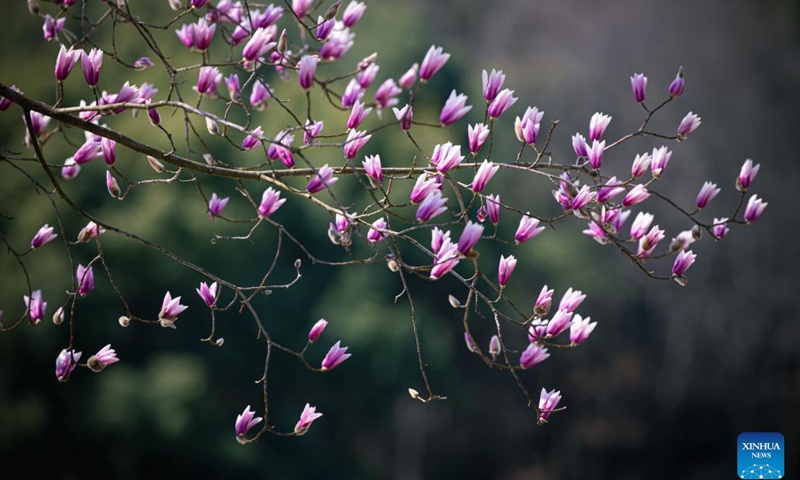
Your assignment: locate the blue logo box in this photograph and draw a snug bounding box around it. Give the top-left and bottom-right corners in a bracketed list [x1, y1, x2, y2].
[738, 432, 784, 479]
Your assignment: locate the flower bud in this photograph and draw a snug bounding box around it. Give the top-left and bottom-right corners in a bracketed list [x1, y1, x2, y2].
[106, 171, 121, 199]
[408, 388, 420, 399]
[386, 256, 399, 272]
[206, 117, 219, 135]
[215, 338, 225, 346]
[147, 155, 165, 173]
[119, 315, 130, 327]
[53, 306, 64, 325]
[28, 0, 40, 15]
[448, 295, 460, 309]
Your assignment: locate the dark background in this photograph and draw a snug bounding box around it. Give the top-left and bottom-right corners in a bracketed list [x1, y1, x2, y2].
[0, 0, 798, 479]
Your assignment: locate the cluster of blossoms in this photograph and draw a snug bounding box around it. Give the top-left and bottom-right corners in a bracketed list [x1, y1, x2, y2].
[0, 0, 767, 441]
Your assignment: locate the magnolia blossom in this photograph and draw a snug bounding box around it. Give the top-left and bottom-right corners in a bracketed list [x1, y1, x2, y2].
[133, 57, 154, 71]
[737, 159, 760, 191]
[416, 190, 448, 223]
[250, 80, 270, 110]
[55, 45, 80, 81]
[487, 88, 517, 118]
[367, 217, 387, 244]
[570, 315, 597, 345]
[393, 104, 413, 131]
[241, 126, 263, 151]
[235, 405, 263, 442]
[471, 160, 499, 193]
[464, 331, 479, 353]
[545, 309, 574, 338]
[307, 165, 338, 193]
[457, 221, 484, 255]
[106, 171, 121, 198]
[159, 291, 188, 321]
[587, 140, 605, 169]
[81, 48, 103, 87]
[559, 288, 586, 313]
[294, 403, 323, 435]
[77, 221, 106, 243]
[597, 177, 625, 203]
[192, 18, 216, 51]
[243, 28, 274, 62]
[672, 249, 697, 277]
[304, 120, 324, 145]
[497, 255, 517, 287]
[55, 349, 82, 382]
[88, 344, 120, 372]
[196, 66, 222, 96]
[651, 146, 672, 177]
[356, 63, 379, 89]
[258, 187, 286, 217]
[520, 343, 550, 369]
[638, 225, 666, 258]
[572, 133, 589, 158]
[431, 227, 451, 255]
[696, 182, 721, 209]
[744, 195, 768, 223]
[208, 193, 229, 218]
[24, 289, 47, 324]
[486, 194, 500, 224]
[31, 224, 58, 249]
[43, 14, 66, 42]
[196, 281, 218, 307]
[439, 90, 472, 126]
[669, 67, 685, 97]
[677, 112, 701, 138]
[468, 123, 489, 155]
[419, 45, 450, 81]
[622, 184, 650, 207]
[76, 264, 94, 297]
[588, 112, 612, 141]
[362, 154, 383, 183]
[515, 215, 545, 243]
[374, 78, 402, 109]
[343, 129, 371, 160]
[347, 100, 372, 130]
[432, 142, 464, 173]
[630, 73, 647, 103]
[630, 212, 654, 240]
[308, 319, 328, 342]
[321, 341, 351, 371]
[534, 286, 554, 316]
[298, 55, 319, 90]
[399, 63, 418, 89]
[712, 218, 730, 239]
[341, 78, 364, 108]
[430, 239, 460, 279]
[515, 106, 545, 144]
[631, 152, 652, 178]
[538, 388, 562, 422]
[482, 69, 505, 102]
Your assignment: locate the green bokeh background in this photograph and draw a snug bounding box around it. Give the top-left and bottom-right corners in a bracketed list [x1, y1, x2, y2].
[0, 1, 798, 479]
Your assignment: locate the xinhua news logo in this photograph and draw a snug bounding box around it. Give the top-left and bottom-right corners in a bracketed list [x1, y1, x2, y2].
[738, 432, 784, 479]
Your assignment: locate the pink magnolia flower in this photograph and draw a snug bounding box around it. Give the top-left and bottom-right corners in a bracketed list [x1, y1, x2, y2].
[307, 165, 338, 193]
[696, 181, 720, 209]
[321, 341, 351, 371]
[464, 331, 479, 353]
[468, 123, 489, 155]
[538, 388, 562, 422]
[319, 25, 355, 60]
[669, 67, 685, 97]
[559, 288, 586, 313]
[587, 140, 605, 169]
[367, 217, 387, 244]
[589, 112, 612, 141]
[416, 190, 448, 223]
[486, 194, 500, 224]
[374, 78, 402, 109]
[638, 225, 665, 258]
[744, 195, 767, 223]
[100, 137, 116, 165]
[419, 45, 450, 81]
[242, 126, 263, 151]
[133, 57, 154, 71]
[630, 73, 647, 103]
[294, 403, 323, 435]
[235, 405, 263, 442]
[631, 152, 652, 178]
[159, 291, 188, 321]
[737, 159, 760, 191]
[677, 112, 701, 138]
[258, 187, 286, 217]
[439, 90, 472, 126]
[534, 285, 554, 316]
[362, 154, 383, 183]
[55, 348, 82, 382]
[393, 104, 413, 131]
[622, 184, 650, 207]
[77, 221, 106, 243]
[347, 100, 372, 130]
[487, 88, 517, 118]
[570, 315, 597, 345]
[208, 193, 229, 218]
[196, 66, 222, 96]
[175, 23, 195, 49]
[399, 63, 418, 89]
[89, 344, 120, 372]
[308, 319, 328, 342]
[630, 212, 654, 240]
[651, 146, 672, 177]
[196, 281, 218, 307]
[43, 15, 66, 42]
[431, 227, 451, 255]
[250, 80, 270, 110]
[489, 335, 501, 359]
[471, 160, 499, 193]
[55, 45, 80, 81]
[482, 69, 505, 102]
[545, 309, 573, 338]
[515, 215, 545, 243]
[572, 133, 589, 158]
[343, 129, 371, 159]
[24, 289, 47, 324]
[432, 142, 464, 173]
[457, 221, 484, 255]
[31, 224, 58, 249]
[342, 1, 366, 27]
[497, 255, 517, 287]
[304, 120, 324, 145]
[672, 249, 697, 277]
[597, 176, 625, 203]
[410, 173, 439, 204]
[243, 28, 275, 62]
[81, 48, 103, 87]
[356, 63, 379, 89]
[342, 78, 364, 109]
[712, 218, 730, 239]
[298, 55, 319, 90]
[192, 18, 216, 51]
[225, 74, 240, 101]
[520, 343, 550, 369]
[106, 171, 121, 198]
[515, 106, 545, 144]
[76, 264, 94, 297]
[430, 239, 460, 279]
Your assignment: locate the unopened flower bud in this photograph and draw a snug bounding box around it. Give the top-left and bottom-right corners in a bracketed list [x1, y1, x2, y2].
[106, 171, 121, 199]
[324, 0, 341, 20]
[294, 258, 302, 269]
[215, 338, 225, 346]
[119, 315, 130, 327]
[27, 0, 40, 15]
[53, 306, 64, 325]
[277, 29, 287, 55]
[691, 224, 702, 240]
[168, 0, 183, 10]
[408, 388, 419, 399]
[206, 117, 219, 135]
[358, 53, 378, 71]
[203, 153, 217, 166]
[386, 256, 399, 272]
[448, 295, 460, 308]
[147, 155, 165, 173]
